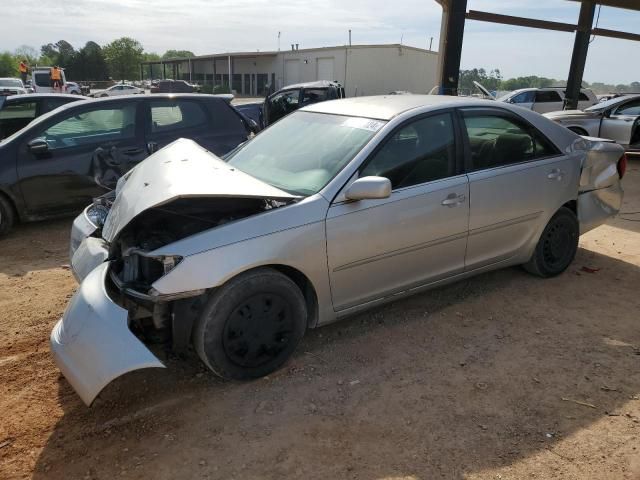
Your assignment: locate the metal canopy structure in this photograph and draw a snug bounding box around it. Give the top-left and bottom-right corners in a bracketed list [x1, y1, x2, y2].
[436, 0, 640, 109]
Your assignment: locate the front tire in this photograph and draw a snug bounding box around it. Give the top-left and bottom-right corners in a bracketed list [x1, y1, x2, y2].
[194, 268, 307, 380]
[0, 195, 16, 237]
[524, 207, 579, 278]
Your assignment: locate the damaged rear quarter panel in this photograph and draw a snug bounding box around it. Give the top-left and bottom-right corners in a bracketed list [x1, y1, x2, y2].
[574, 138, 624, 233]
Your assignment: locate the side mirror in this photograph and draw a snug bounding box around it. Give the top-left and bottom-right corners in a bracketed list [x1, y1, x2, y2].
[344, 176, 391, 201]
[247, 118, 260, 134]
[28, 138, 49, 154]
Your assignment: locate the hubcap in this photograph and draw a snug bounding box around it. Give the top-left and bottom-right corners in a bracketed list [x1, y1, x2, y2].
[542, 217, 575, 271]
[222, 293, 294, 368]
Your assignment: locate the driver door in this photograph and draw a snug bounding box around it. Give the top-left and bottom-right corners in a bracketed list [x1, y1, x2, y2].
[325, 112, 469, 311]
[600, 98, 640, 146]
[16, 101, 147, 216]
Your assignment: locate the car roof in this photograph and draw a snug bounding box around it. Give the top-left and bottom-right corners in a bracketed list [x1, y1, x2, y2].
[7, 93, 82, 101]
[281, 80, 341, 90]
[303, 94, 489, 120]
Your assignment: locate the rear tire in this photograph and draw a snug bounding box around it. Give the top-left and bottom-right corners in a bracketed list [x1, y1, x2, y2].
[0, 195, 16, 237]
[193, 268, 307, 380]
[523, 207, 579, 278]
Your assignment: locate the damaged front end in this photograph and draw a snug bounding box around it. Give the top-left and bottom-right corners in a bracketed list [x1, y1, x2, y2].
[56, 138, 297, 405]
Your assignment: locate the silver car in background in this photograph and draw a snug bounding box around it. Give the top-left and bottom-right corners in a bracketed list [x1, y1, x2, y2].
[545, 94, 640, 154]
[52, 95, 627, 405]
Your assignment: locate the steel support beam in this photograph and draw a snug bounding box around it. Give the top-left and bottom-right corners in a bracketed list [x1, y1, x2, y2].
[439, 0, 467, 95]
[565, 1, 596, 110]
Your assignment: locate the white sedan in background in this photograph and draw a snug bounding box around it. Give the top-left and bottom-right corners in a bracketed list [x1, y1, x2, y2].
[97, 84, 144, 97]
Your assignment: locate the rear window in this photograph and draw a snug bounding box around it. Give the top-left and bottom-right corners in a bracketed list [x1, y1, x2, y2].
[34, 72, 51, 87]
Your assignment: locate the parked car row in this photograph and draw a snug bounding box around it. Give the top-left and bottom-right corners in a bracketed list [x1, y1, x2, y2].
[0, 94, 254, 235]
[47, 94, 627, 405]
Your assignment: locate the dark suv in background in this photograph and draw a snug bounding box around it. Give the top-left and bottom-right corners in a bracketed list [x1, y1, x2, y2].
[0, 94, 252, 235]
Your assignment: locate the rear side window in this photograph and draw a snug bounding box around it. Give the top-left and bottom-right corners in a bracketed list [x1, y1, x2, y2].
[463, 113, 557, 170]
[0, 101, 36, 121]
[535, 91, 562, 103]
[150, 100, 207, 133]
[301, 89, 329, 106]
[361, 113, 456, 189]
[0, 101, 37, 139]
[42, 104, 137, 149]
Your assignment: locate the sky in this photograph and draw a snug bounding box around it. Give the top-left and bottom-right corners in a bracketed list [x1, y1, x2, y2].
[1, 0, 638, 84]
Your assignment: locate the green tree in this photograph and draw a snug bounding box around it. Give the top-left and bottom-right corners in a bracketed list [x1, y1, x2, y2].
[14, 45, 38, 65]
[103, 37, 144, 81]
[40, 40, 77, 68]
[162, 50, 195, 59]
[0, 52, 17, 76]
[458, 68, 502, 96]
[69, 41, 109, 80]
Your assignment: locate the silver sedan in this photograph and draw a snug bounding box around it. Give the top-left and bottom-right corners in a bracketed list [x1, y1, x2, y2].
[545, 94, 640, 154]
[52, 95, 627, 405]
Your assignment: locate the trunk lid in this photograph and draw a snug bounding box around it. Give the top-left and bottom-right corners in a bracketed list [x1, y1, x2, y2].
[101, 138, 295, 242]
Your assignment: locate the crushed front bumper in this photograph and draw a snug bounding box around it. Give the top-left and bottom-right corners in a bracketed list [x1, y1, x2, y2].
[50, 262, 165, 406]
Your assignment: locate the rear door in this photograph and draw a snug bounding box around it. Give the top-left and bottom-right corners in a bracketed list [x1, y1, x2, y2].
[145, 97, 248, 156]
[532, 90, 563, 114]
[15, 100, 147, 216]
[460, 108, 577, 270]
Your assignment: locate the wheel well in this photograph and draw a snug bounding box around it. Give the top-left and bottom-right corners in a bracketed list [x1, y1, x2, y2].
[567, 126, 588, 136]
[562, 200, 577, 216]
[0, 190, 19, 223]
[268, 265, 319, 328]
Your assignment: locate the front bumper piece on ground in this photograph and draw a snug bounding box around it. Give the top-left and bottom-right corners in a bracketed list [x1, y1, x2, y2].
[50, 262, 165, 406]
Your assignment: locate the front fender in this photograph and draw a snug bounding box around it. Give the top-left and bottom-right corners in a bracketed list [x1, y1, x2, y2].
[50, 263, 164, 406]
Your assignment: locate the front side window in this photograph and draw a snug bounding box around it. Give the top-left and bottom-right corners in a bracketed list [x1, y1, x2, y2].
[615, 99, 640, 116]
[463, 113, 557, 170]
[228, 111, 383, 196]
[511, 91, 535, 104]
[41, 104, 137, 149]
[268, 90, 300, 118]
[150, 100, 207, 133]
[360, 113, 456, 189]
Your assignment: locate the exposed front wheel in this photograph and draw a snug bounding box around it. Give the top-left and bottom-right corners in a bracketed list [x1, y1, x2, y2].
[194, 268, 307, 380]
[523, 207, 579, 278]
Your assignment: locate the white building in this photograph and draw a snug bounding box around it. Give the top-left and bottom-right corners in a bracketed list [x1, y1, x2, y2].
[144, 44, 439, 97]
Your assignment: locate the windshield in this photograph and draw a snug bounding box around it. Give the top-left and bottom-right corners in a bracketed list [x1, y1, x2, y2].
[585, 95, 638, 112]
[227, 111, 384, 196]
[0, 79, 23, 88]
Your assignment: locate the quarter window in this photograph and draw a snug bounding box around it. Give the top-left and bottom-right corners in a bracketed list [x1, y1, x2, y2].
[360, 113, 455, 189]
[42, 104, 137, 149]
[150, 100, 207, 133]
[463, 114, 557, 170]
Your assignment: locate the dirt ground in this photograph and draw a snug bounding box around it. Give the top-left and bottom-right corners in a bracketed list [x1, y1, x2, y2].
[1, 162, 639, 480]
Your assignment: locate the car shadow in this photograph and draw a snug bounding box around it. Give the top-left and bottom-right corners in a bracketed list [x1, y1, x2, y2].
[32, 246, 640, 479]
[0, 217, 73, 276]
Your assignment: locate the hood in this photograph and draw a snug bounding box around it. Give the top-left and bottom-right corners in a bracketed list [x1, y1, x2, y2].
[473, 81, 495, 99]
[101, 138, 295, 242]
[544, 109, 600, 120]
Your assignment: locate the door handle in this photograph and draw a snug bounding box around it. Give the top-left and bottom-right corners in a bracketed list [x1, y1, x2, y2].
[547, 169, 564, 181]
[441, 193, 466, 207]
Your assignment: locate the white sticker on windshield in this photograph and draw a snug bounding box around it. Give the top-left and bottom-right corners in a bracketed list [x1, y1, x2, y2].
[341, 117, 386, 132]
